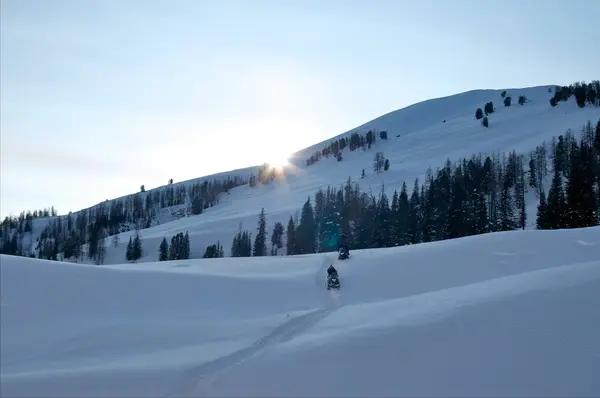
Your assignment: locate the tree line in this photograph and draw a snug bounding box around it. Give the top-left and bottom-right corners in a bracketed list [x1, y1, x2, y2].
[0, 175, 247, 260]
[220, 119, 600, 258]
[305, 129, 388, 167]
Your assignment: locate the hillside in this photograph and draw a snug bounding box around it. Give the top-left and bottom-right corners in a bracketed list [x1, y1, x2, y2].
[1, 81, 599, 264]
[2, 226, 600, 397]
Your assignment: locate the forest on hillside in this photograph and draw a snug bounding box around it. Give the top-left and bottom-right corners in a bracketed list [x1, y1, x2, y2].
[205, 119, 600, 259]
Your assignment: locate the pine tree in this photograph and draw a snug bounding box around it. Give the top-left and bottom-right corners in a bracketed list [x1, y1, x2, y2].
[159, 237, 169, 261]
[169, 233, 180, 260]
[536, 189, 549, 229]
[528, 155, 537, 189]
[253, 208, 267, 256]
[132, 230, 142, 261]
[126, 236, 133, 261]
[546, 168, 566, 229]
[373, 187, 392, 247]
[286, 216, 296, 255]
[566, 141, 597, 228]
[390, 189, 399, 244]
[270, 221, 284, 255]
[203, 241, 224, 258]
[406, 179, 421, 244]
[296, 197, 316, 254]
[392, 183, 408, 245]
[182, 232, 190, 259]
[231, 228, 252, 257]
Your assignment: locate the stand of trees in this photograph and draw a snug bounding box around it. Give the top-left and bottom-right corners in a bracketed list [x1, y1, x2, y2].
[550, 81, 599, 108]
[1, 175, 246, 262]
[306, 129, 386, 167]
[226, 119, 600, 258]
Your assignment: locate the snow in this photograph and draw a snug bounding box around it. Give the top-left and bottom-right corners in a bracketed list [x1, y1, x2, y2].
[2, 226, 600, 397]
[63, 84, 597, 265]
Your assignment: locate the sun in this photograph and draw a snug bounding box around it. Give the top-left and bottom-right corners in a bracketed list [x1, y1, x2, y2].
[265, 155, 290, 169]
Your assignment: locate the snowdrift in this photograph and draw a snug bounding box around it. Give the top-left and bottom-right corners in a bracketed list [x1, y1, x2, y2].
[2, 226, 600, 397]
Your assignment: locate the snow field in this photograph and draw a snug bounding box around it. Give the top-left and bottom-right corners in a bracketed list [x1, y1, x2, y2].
[2, 225, 600, 396]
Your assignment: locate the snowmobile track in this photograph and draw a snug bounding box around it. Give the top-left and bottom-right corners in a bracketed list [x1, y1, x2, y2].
[167, 307, 337, 397]
[167, 254, 342, 397]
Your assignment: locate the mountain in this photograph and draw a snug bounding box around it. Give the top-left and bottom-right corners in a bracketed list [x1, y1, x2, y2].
[2, 226, 600, 396]
[1, 81, 599, 264]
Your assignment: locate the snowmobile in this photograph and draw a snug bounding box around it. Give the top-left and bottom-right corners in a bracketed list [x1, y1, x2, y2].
[338, 245, 350, 260]
[327, 272, 340, 290]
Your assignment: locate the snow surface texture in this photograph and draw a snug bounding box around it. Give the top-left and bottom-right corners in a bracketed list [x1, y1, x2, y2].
[2, 226, 600, 397]
[50, 84, 598, 265]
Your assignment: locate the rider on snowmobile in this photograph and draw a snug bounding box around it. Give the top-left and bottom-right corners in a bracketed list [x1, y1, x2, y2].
[338, 232, 350, 256]
[327, 264, 338, 277]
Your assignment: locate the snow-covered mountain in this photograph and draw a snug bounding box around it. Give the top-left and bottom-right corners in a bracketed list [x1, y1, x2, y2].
[2, 82, 600, 396]
[2, 226, 599, 396]
[2, 83, 599, 264]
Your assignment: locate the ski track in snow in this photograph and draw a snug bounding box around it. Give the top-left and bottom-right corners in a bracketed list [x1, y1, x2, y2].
[168, 254, 345, 397]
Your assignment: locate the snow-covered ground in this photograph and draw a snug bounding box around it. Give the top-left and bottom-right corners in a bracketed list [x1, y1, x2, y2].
[2, 226, 600, 397]
[79, 84, 599, 264]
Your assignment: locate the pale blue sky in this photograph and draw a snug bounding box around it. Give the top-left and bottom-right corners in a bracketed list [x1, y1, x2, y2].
[1, 0, 598, 218]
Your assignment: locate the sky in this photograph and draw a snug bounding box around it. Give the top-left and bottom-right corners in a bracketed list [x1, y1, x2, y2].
[1, 0, 599, 218]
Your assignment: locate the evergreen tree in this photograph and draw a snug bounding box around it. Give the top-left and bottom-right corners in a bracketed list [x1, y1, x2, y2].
[203, 241, 224, 258]
[566, 141, 597, 228]
[296, 197, 316, 254]
[253, 208, 267, 256]
[373, 187, 392, 247]
[270, 221, 284, 255]
[182, 232, 190, 259]
[126, 236, 133, 261]
[167, 232, 190, 260]
[169, 233, 180, 260]
[546, 168, 566, 229]
[390, 189, 399, 244]
[528, 155, 537, 189]
[132, 230, 143, 261]
[406, 179, 421, 244]
[396, 182, 410, 245]
[159, 237, 169, 261]
[286, 216, 296, 255]
[231, 228, 252, 257]
[554, 135, 566, 176]
[536, 189, 549, 229]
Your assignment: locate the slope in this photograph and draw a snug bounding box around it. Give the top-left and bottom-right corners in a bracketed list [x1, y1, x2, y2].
[6, 84, 599, 264]
[2, 226, 600, 397]
[97, 84, 599, 264]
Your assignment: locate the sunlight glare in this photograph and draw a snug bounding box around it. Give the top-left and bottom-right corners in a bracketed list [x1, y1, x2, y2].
[266, 155, 291, 169]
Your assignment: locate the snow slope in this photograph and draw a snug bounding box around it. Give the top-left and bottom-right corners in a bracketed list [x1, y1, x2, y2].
[2, 226, 600, 397]
[86, 85, 600, 264]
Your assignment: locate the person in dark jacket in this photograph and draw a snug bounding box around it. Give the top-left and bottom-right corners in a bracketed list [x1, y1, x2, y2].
[338, 232, 350, 254]
[327, 264, 338, 276]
